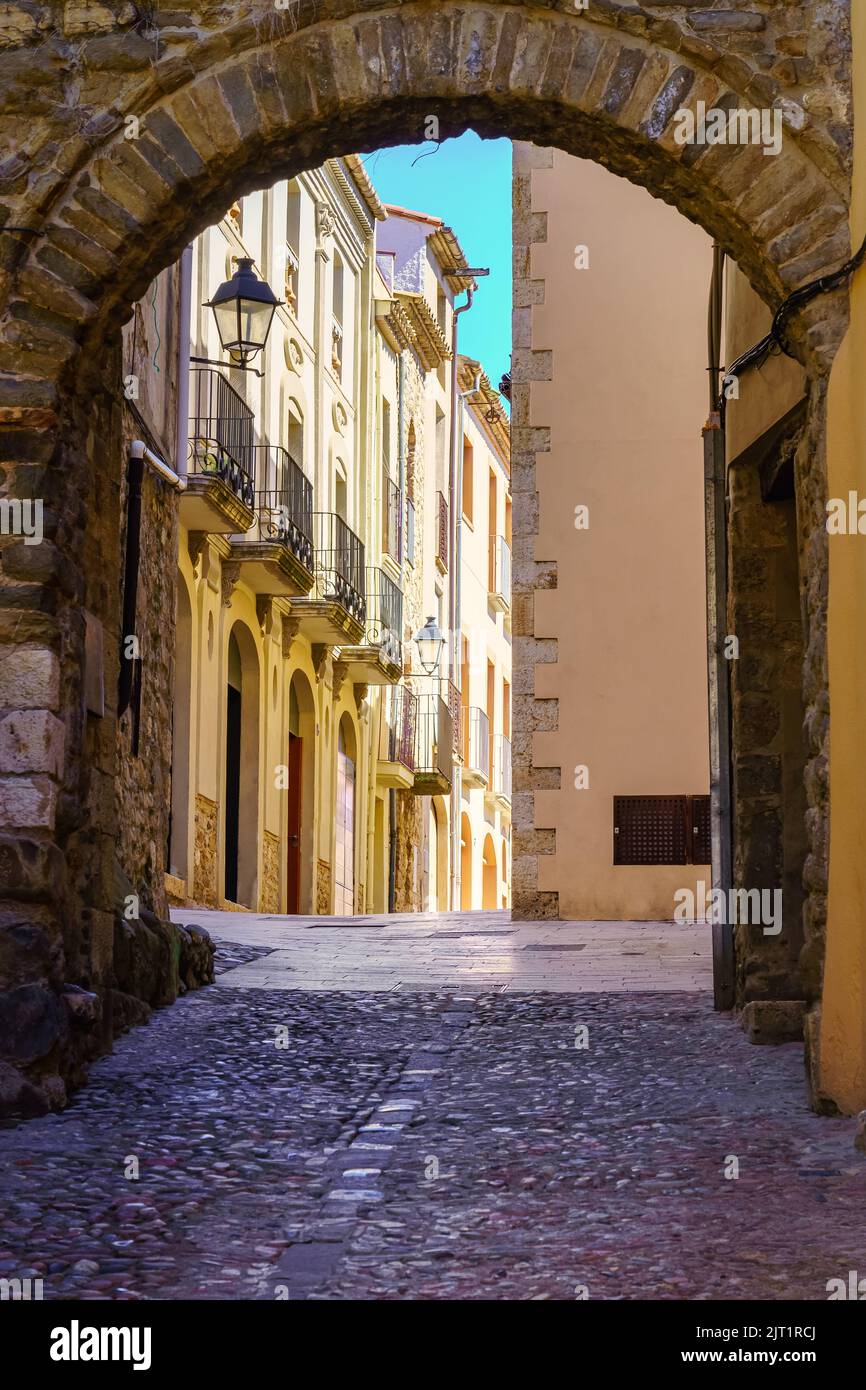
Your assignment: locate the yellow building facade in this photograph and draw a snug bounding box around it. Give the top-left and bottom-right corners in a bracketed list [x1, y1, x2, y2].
[158, 162, 510, 918]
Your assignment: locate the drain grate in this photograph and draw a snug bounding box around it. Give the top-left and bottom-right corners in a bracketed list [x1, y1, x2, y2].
[521, 943, 587, 952]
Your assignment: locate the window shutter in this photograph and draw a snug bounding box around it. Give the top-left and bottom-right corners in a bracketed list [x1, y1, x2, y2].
[690, 794, 711, 865]
[613, 795, 689, 865]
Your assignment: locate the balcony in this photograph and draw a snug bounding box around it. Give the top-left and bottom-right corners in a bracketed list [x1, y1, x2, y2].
[291, 511, 365, 645]
[229, 445, 314, 597]
[377, 684, 416, 790]
[435, 491, 449, 573]
[487, 734, 512, 818]
[441, 678, 462, 763]
[338, 567, 403, 684]
[489, 534, 511, 613]
[412, 690, 453, 796]
[461, 706, 490, 789]
[183, 368, 256, 534]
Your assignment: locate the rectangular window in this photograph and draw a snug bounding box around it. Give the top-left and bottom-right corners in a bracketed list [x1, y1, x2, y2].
[613, 795, 711, 866]
[406, 499, 415, 567]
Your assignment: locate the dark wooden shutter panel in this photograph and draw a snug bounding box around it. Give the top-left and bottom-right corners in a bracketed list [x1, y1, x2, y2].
[613, 796, 688, 865]
[691, 794, 711, 865]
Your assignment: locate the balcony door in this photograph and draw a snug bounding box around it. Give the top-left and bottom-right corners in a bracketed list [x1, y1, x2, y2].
[334, 717, 356, 916]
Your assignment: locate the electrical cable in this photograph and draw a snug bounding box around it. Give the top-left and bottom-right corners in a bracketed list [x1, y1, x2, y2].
[717, 230, 866, 415]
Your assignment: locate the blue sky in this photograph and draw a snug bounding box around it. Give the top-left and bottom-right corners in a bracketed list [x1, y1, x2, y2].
[360, 132, 512, 399]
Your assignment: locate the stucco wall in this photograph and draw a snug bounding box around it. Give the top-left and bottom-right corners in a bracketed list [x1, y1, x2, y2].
[522, 149, 712, 921]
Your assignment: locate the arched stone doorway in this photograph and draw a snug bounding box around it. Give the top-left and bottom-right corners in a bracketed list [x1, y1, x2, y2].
[482, 835, 499, 911]
[0, 2, 855, 1109]
[461, 812, 474, 912]
[223, 622, 260, 909]
[426, 797, 450, 912]
[287, 669, 316, 915]
[334, 714, 358, 916]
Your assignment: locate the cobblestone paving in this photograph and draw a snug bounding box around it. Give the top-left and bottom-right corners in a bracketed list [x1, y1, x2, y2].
[0, 940, 863, 1300]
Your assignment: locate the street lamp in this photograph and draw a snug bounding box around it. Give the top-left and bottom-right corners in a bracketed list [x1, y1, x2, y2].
[192, 257, 282, 377]
[207, 257, 281, 366]
[413, 615, 444, 675]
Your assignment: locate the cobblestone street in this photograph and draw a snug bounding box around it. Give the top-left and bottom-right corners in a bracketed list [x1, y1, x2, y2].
[0, 917, 863, 1301]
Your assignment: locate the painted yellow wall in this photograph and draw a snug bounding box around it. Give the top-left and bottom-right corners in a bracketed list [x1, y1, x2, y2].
[527, 151, 712, 920]
[820, 4, 866, 1112]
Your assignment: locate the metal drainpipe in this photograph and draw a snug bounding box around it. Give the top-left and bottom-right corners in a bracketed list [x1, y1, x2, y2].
[704, 244, 734, 1010]
[448, 286, 474, 909]
[119, 441, 187, 720]
[389, 351, 407, 914]
[175, 245, 193, 477]
[118, 445, 145, 719]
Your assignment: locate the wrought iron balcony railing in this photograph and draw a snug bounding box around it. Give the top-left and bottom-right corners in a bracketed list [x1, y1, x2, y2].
[250, 444, 313, 571]
[436, 491, 449, 570]
[379, 683, 416, 771]
[441, 677, 462, 757]
[188, 367, 256, 509]
[312, 512, 366, 624]
[365, 567, 403, 666]
[463, 706, 490, 782]
[413, 691, 452, 784]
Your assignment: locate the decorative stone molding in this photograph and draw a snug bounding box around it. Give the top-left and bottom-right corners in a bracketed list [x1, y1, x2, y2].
[256, 595, 274, 637]
[281, 616, 301, 660]
[354, 682, 369, 716]
[311, 644, 330, 681]
[332, 660, 350, 701]
[316, 203, 336, 255]
[220, 562, 241, 609]
[187, 531, 208, 574]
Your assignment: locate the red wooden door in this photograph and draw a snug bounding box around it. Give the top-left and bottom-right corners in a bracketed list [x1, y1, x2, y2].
[286, 732, 303, 913]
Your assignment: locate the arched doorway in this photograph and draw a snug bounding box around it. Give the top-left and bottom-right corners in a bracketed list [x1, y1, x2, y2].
[168, 572, 193, 883]
[287, 670, 316, 914]
[334, 714, 357, 916]
[224, 622, 260, 908]
[482, 835, 498, 911]
[461, 812, 473, 912]
[426, 802, 439, 912]
[0, 3, 857, 1110]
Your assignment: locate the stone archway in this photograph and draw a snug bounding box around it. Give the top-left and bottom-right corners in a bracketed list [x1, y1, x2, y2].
[0, 1, 853, 1111]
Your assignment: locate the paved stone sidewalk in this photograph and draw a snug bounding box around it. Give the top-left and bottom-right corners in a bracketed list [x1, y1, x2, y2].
[184, 909, 712, 993]
[0, 928, 862, 1300]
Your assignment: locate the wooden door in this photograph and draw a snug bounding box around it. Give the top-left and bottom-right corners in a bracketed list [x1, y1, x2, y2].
[286, 732, 303, 913]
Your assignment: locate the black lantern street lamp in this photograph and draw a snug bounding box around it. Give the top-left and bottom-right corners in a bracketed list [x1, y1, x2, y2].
[206, 257, 281, 367]
[191, 257, 282, 378]
[414, 615, 445, 676]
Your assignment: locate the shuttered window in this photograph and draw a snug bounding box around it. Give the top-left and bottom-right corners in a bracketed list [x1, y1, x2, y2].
[613, 795, 711, 865]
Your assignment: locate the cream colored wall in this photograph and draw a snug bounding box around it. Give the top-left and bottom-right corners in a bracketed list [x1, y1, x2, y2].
[528, 151, 711, 921]
[172, 174, 511, 920]
[175, 163, 387, 915]
[819, 2, 866, 1113]
[458, 398, 512, 910]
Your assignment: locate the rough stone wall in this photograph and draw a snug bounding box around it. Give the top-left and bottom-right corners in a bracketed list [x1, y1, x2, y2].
[193, 794, 218, 908]
[316, 858, 331, 915]
[261, 830, 280, 913]
[394, 788, 423, 912]
[510, 142, 559, 920]
[728, 452, 808, 1015]
[116, 264, 181, 923]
